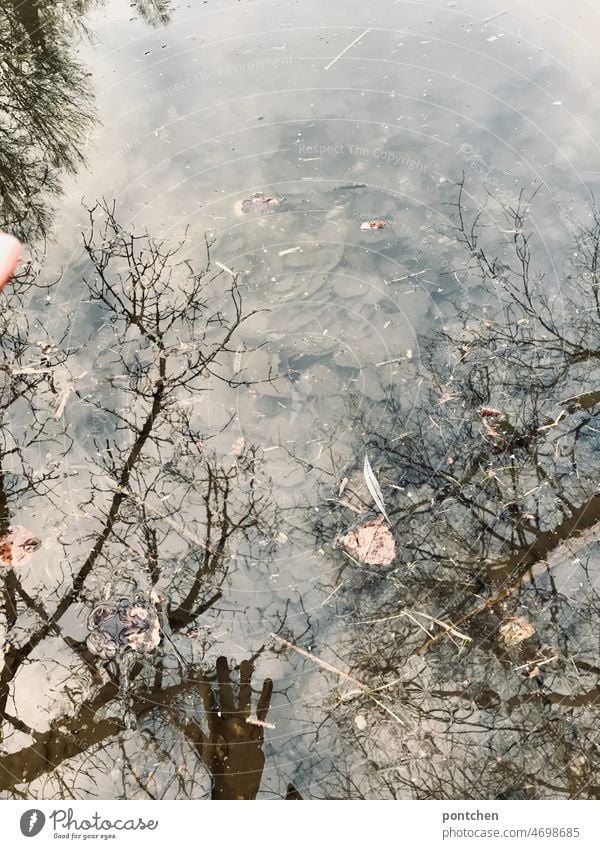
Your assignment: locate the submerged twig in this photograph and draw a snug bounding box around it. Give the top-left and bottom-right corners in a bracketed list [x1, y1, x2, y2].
[270, 633, 409, 726]
[513, 654, 559, 672]
[107, 481, 215, 553]
[406, 609, 472, 643]
[323, 28, 371, 71]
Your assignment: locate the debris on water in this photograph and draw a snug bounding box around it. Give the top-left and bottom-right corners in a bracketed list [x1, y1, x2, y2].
[479, 406, 503, 417]
[0, 525, 41, 570]
[246, 715, 276, 729]
[336, 515, 396, 565]
[53, 381, 75, 419]
[523, 665, 542, 681]
[482, 9, 508, 23]
[360, 219, 390, 230]
[363, 454, 390, 523]
[87, 593, 161, 659]
[239, 191, 284, 215]
[499, 616, 535, 647]
[334, 183, 368, 190]
[215, 260, 235, 276]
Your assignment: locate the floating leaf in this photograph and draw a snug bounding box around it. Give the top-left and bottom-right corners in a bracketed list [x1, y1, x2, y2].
[499, 616, 535, 647]
[336, 515, 396, 565]
[363, 453, 390, 523]
[240, 191, 284, 214]
[0, 525, 41, 570]
[360, 219, 390, 230]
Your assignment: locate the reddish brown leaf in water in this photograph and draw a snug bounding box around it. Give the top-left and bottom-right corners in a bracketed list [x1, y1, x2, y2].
[240, 191, 284, 214]
[336, 515, 395, 565]
[360, 219, 390, 231]
[499, 616, 535, 647]
[0, 525, 41, 570]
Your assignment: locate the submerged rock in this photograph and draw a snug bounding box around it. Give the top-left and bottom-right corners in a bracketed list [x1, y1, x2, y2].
[87, 593, 161, 659]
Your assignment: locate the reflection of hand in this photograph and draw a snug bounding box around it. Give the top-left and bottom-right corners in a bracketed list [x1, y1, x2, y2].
[0, 234, 21, 291]
[199, 656, 273, 800]
[286, 783, 303, 799]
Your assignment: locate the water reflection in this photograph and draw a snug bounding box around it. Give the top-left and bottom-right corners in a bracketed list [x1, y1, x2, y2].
[0, 203, 280, 798]
[294, 187, 600, 798]
[0, 0, 95, 241]
[0, 0, 599, 801]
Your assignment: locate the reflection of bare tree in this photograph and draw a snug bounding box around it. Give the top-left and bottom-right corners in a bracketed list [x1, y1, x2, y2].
[132, 0, 172, 28]
[0, 0, 176, 242]
[0, 260, 72, 688]
[0, 207, 279, 798]
[293, 187, 600, 799]
[0, 0, 97, 241]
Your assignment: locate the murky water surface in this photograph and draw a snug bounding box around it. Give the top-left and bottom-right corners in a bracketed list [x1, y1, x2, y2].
[0, 0, 599, 799]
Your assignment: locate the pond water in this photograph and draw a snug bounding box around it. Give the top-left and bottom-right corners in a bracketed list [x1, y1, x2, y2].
[0, 0, 599, 800]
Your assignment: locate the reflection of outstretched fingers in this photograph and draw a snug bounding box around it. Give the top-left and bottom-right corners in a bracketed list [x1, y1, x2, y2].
[238, 659, 254, 716]
[257, 677, 273, 723]
[216, 656, 235, 713]
[183, 717, 207, 751]
[198, 673, 218, 716]
[166, 704, 207, 753]
[286, 783, 303, 800]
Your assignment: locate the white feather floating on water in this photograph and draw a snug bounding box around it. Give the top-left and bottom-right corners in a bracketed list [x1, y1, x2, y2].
[363, 453, 390, 524]
[215, 260, 235, 276]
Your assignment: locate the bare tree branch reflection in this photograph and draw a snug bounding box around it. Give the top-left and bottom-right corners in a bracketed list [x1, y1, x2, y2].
[0, 207, 279, 798]
[289, 186, 600, 799]
[0, 1, 96, 241]
[131, 0, 173, 29]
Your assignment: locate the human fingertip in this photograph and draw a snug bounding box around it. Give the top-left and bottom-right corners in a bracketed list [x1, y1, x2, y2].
[0, 234, 22, 291]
